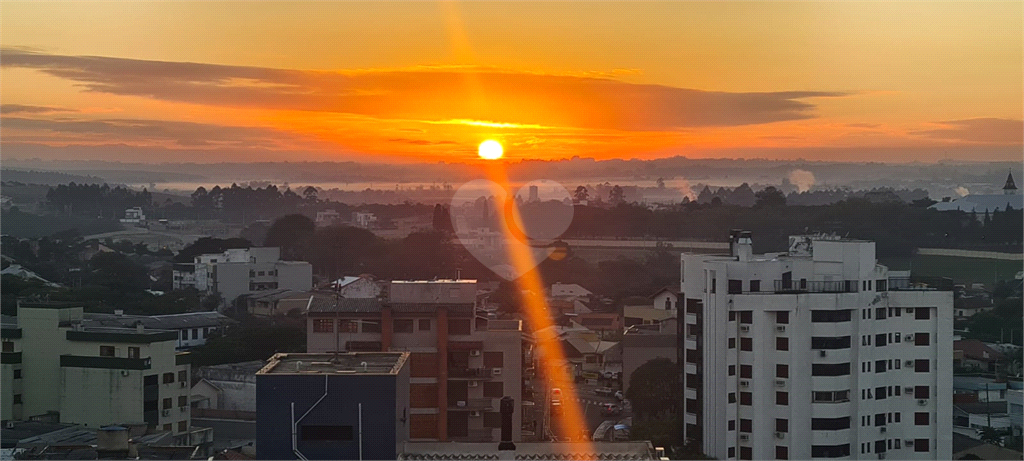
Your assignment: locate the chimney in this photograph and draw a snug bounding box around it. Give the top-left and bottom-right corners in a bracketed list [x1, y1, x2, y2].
[498, 396, 516, 451]
[728, 229, 742, 257]
[114, 309, 124, 316]
[737, 231, 753, 262]
[135, 322, 144, 333]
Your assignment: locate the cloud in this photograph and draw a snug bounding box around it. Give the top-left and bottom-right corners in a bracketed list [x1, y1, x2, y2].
[910, 118, 1023, 144]
[386, 138, 457, 145]
[845, 122, 880, 128]
[1, 116, 298, 149]
[0, 48, 848, 132]
[1, 104, 76, 114]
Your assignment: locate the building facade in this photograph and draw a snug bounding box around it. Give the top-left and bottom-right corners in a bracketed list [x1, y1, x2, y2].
[305, 280, 525, 443]
[256, 352, 411, 460]
[680, 232, 953, 460]
[1, 302, 196, 441]
[171, 247, 312, 308]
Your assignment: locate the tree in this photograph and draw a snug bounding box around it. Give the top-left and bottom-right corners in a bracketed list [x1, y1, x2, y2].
[303, 186, 319, 203]
[656, 178, 666, 189]
[609, 185, 625, 205]
[626, 358, 680, 421]
[754, 186, 787, 209]
[573, 185, 589, 203]
[264, 214, 316, 260]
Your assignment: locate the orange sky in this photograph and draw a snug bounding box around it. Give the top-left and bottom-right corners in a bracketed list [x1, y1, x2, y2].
[1, 2, 1022, 163]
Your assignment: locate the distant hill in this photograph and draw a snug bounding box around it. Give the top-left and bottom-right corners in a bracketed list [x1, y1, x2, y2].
[2, 169, 105, 185]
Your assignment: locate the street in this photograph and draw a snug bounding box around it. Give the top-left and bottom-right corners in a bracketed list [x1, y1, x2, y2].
[548, 379, 630, 441]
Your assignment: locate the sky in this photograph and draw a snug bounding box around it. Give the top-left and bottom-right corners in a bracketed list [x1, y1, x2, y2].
[1, 1, 1022, 164]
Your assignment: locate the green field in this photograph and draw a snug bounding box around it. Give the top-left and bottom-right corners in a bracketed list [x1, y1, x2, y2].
[880, 254, 1022, 288]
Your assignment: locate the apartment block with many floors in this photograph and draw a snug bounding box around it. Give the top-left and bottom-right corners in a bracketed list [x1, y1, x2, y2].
[305, 279, 525, 443]
[680, 232, 953, 460]
[1, 302, 208, 445]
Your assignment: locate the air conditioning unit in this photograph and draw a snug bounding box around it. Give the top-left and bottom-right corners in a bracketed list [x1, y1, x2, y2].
[917, 399, 928, 406]
[739, 380, 750, 388]
[880, 426, 887, 433]
[775, 325, 786, 333]
[5, 421, 15, 429]
[470, 350, 481, 357]
[120, 370, 130, 377]
[470, 411, 482, 417]
[457, 400, 467, 407]
[739, 434, 750, 442]
[180, 381, 187, 388]
[905, 360, 914, 367]
[774, 432, 785, 439]
[905, 334, 915, 341]
[775, 379, 786, 388]
[162, 409, 170, 416]
[469, 380, 479, 387]
[905, 440, 914, 446]
[492, 368, 502, 375]
[180, 406, 188, 412]
[904, 387, 915, 393]
[906, 308, 914, 313]
[878, 453, 886, 460]
[819, 350, 827, 357]
[739, 325, 750, 333]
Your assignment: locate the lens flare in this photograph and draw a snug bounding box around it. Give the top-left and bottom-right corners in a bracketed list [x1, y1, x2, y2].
[478, 140, 504, 160]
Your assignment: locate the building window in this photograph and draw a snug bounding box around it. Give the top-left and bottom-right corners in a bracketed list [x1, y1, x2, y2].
[875, 307, 886, 319]
[418, 319, 431, 331]
[750, 280, 760, 292]
[776, 337, 789, 351]
[483, 351, 504, 368]
[163, 424, 172, 432]
[811, 444, 851, 458]
[875, 333, 887, 347]
[728, 338, 736, 349]
[915, 359, 930, 373]
[740, 392, 752, 405]
[739, 447, 752, 460]
[313, 319, 333, 333]
[361, 320, 381, 333]
[876, 360, 887, 373]
[740, 364, 752, 378]
[813, 390, 850, 403]
[740, 338, 753, 351]
[728, 393, 736, 403]
[776, 391, 788, 405]
[100, 346, 116, 357]
[13, 394, 22, 404]
[710, 277, 716, 293]
[2, 341, 13, 352]
[178, 396, 188, 407]
[728, 365, 736, 376]
[178, 421, 187, 433]
[448, 319, 472, 335]
[483, 381, 503, 398]
[337, 320, 358, 333]
[728, 420, 735, 431]
[776, 311, 789, 324]
[301, 425, 354, 441]
[739, 311, 752, 324]
[915, 332, 929, 346]
[394, 319, 414, 333]
[729, 311, 736, 321]
[812, 417, 850, 430]
[914, 439, 929, 452]
[776, 418, 788, 433]
[739, 419, 752, 433]
[876, 386, 887, 400]
[13, 369, 22, 379]
[728, 279, 742, 294]
[915, 412, 929, 426]
[163, 372, 175, 384]
[163, 398, 173, 409]
[728, 447, 735, 459]
[812, 363, 851, 376]
[811, 310, 852, 322]
[894, 412, 901, 423]
[179, 370, 188, 382]
[777, 364, 788, 378]
[182, 329, 189, 340]
[192, 328, 199, 338]
[128, 347, 140, 359]
[915, 308, 930, 320]
[812, 336, 851, 349]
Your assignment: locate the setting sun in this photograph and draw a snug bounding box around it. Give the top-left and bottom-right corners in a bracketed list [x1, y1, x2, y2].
[478, 139, 504, 160]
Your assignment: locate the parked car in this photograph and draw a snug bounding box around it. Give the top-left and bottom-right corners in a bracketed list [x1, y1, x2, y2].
[600, 403, 622, 416]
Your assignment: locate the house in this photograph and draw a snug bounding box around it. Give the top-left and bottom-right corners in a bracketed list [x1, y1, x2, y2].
[82, 311, 238, 350]
[954, 376, 1010, 402]
[622, 318, 677, 394]
[0, 264, 61, 287]
[956, 339, 1007, 373]
[549, 283, 592, 299]
[190, 360, 264, 419]
[329, 275, 384, 298]
[931, 171, 1023, 214]
[172, 247, 312, 309]
[315, 209, 341, 227]
[120, 207, 146, 224]
[246, 289, 314, 317]
[954, 401, 1011, 431]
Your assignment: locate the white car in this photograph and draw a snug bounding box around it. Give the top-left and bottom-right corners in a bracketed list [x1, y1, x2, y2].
[614, 390, 624, 400]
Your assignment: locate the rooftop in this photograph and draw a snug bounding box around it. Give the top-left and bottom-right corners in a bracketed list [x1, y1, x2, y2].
[258, 352, 409, 375]
[393, 279, 477, 284]
[82, 311, 237, 331]
[398, 442, 661, 460]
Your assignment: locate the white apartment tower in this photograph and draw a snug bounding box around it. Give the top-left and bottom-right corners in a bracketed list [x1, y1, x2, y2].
[680, 231, 952, 460]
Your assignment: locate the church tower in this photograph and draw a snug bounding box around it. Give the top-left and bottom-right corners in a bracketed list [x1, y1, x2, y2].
[1004, 171, 1018, 195]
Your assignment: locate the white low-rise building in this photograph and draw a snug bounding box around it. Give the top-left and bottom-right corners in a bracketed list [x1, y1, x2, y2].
[172, 247, 312, 309]
[681, 231, 953, 460]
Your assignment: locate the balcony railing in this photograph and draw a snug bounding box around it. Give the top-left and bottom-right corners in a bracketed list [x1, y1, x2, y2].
[448, 367, 493, 379]
[773, 280, 857, 294]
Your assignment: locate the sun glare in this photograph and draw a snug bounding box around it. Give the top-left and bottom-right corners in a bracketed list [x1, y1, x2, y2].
[478, 140, 504, 160]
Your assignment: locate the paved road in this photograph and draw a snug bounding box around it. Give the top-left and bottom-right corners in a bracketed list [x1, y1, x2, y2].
[548, 381, 629, 441]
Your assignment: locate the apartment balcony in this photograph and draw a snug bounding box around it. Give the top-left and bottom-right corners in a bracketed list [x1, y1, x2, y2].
[449, 398, 494, 411]
[774, 280, 857, 294]
[448, 367, 494, 379]
[452, 428, 495, 442]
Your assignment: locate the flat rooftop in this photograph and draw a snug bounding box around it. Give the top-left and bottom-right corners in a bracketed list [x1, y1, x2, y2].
[392, 279, 477, 284]
[258, 352, 409, 375]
